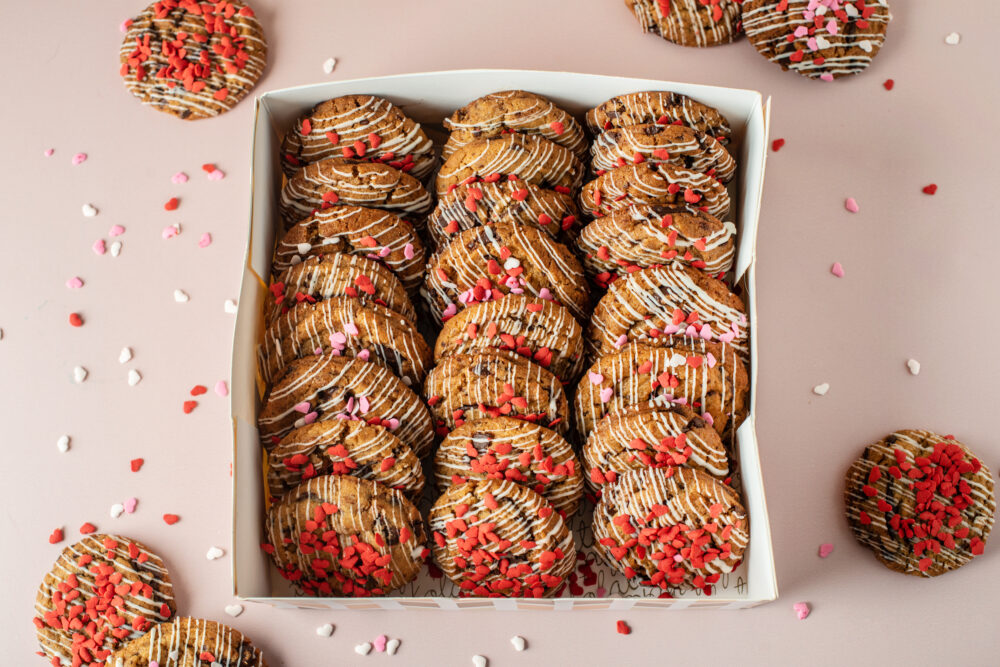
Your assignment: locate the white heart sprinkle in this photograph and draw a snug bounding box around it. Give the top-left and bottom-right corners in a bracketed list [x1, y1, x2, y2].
[945, 32, 961, 45]
[907, 359, 921, 375]
[110, 241, 122, 257]
[815, 35, 831, 50]
[844, 3, 858, 16]
[812, 382, 830, 396]
[323, 57, 338, 74]
[503, 257, 520, 270]
[510, 636, 526, 651]
[110, 503, 125, 519]
[858, 39, 872, 53]
[57, 435, 71, 453]
[127, 369, 142, 386]
[206, 546, 225, 560]
[472, 655, 488, 667]
[82, 203, 98, 218]
[315, 623, 334, 637]
[119, 346, 133, 364]
[224, 299, 238, 314]
[290, 256, 302, 266]
[224, 604, 244, 617]
[386, 638, 400, 655]
[73, 366, 88, 383]
[296, 242, 313, 254]
[355, 643, 373, 656]
[174, 289, 189, 303]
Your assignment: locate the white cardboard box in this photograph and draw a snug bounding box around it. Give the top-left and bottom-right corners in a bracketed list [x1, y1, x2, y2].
[232, 69, 776, 610]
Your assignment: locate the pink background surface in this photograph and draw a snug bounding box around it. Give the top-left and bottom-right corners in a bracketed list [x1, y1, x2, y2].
[2, 1, 998, 664]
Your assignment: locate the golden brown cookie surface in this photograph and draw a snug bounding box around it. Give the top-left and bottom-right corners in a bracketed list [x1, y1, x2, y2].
[579, 162, 731, 219]
[107, 617, 267, 666]
[590, 124, 736, 181]
[585, 91, 732, 144]
[625, 0, 744, 47]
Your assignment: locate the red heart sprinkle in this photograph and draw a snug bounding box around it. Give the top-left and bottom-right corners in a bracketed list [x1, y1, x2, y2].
[883, 79, 894, 91]
[79, 522, 97, 535]
[771, 138, 785, 152]
[190, 385, 208, 396]
[131, 458, 144, 472]
[69, 313, 84, 327]
[48, 528, 64, 544]
[616, 620, 632, 635]
[183, 400, 198, 414]
[162, 514, 180, 525]
[922, 184, 938, 195]
[164, 197, 179, 211]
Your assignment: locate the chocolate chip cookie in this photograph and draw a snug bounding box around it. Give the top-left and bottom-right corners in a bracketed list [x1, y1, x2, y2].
[590, 124, 736, 182]
[585, 91, 732, 144]
[625, 0, 744, 47]
[107, 617, 267, 666]
[579, 162, 731, 219]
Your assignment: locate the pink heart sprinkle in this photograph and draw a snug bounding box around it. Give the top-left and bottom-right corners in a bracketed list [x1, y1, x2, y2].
[344, 323, 359, 336]
[614, 334, 628, 348]
[818, 543, 834, 558]
[538, 287, 553, 300]
[357, 349, 371, 361]
[718, 331, 735, 343]
[162, 225, 179, 240]
[701, 412, 714, 426]
[66, 277, 84, 289]
[596, 587, 607, 597]
[124, 497, 138, 514]
[304, 411, 319, 424]
[599, 387, 614, 403]
[359, 396, 371, 414]
[149, 663, 159, 667]
[293, 401, 311, 413]
[588, 372, 603, 385]
[44, 148, 54, 157]
[92, 239, 106, 255]
[793, 602, 810, 620]
[830, 262, 845, 278]
[793, 25, 808, 37]
[820, 73, 834, 82]
[346, 397, 355, 412]
[72, 153, 87, 165]
[706, 352, 717, 368]
[198, 233, 212, 248]
[119, 18, 132, 33]
[699, 324, 712, 339]
[663, 324, 680, 335]
[826, 19, 838, 35]
[844, 198, 859, 213]
[403, 243, 414, 260]
[330, 332, 347, 346]
[806, 37, 818, 51]
[171, 171, 189, 184]
[442, 303, 457, 319]
[208, 169, 226, 181]
[387, 418, 400, 430]
[378, 246, 391, 258]
[215, 380, 228, 397]
[373, 635, 387, 653]
[109, 224, 125, 237]
[684, 324, 698, 337]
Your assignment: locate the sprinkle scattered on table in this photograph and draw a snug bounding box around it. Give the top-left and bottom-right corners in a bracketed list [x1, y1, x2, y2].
[830, 262, 844, 278]
[771, 138, 785, 152]
[510, 636, 526, 651]
[56, 435, 70, 453]
[225, 604, 244, 617]
[316, 623, 334, 637]
[812, 383, 830, 396]
[844, 197, 859, 213]
[883, 78, 894, 90]
[793, 602, 811, 620]
[818, 543, 834, 558]
[616, 620, 631, 635]
[944, 32, 961, 45]
[907, 359, 921, 375]
[206, 546, 225, 560]
[922, 184, 938, 195]
[323, 57, 337, 74]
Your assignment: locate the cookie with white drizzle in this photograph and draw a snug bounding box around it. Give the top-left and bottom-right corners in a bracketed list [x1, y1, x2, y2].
[435, 416, 584, 516]
[258, 354, 434, 457]
[268, 420, 425, 502]
[106, 617, 267, 666]
[844, 429, 995, 577]
[264, 475, 427, 597]
[273, 205, 426, 293]
[279, 157, 433, 229]
[590, 124, 736, 182]
[585, 91, 732, 143]
[442, 90, 588, 160]
[625, 0, 744, 47]
[592, 467, 748, 594]
[258, 296, 431, 387]
[573, 339, 749, 445]
[422, 221, 590, 325]
[119, 0, 267, 120]
[280, 94, 436, 178]
[743, 0, 891, 81]
[429, 478, 576, 597]
[587, 262, 748, 360]
[434, 295, 585, 384]
[266, 254, 416, 327]
[423, 350, 570, 437]
[575, 205, 737, 288]
[33, 534, 176, 666]
[426, 180, 580, 248]
[579, 162, 731, 219]
[435, 134, 585, 198]
[583, 404, 729, 492]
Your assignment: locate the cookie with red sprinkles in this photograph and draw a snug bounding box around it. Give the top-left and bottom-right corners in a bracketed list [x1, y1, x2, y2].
[572, 338, 749, 445]
[33, 534, 176, 666]
[435, 134, 585, 198]
[280, 95, 436, 178]
[279, 157, 433, 228]
[575, 205, 737, 288]
[626, 0, 744, 47]
[844, 429, 995, 577]
[429, 478, 576, 597]
[579, 162, 731, 219]
[107, 616, 267, 666]
[426, 180, 581, 248]
[272, 205, 426, 294]
[266, 253, 416, 327]
[435, 416, 584, 516]
[583, 404, 729, 492]
[585, 91, 732, 144]
[592, 467, 748, 594]
[119, 0, 267, 120]
[423, 350, 570, 436]
[264, 474, 427, 596]
[267, 419, 425, 502]
[442, 90, 588, 160]
[742, 0, 891, 81]
[590, 124, 737, 182]
[258, 353, 435, 457]
[587, 262, 749, 360]
[422, 221, 590, 325]
[433, 295, 585, 383]
[258, 296, 431, 387]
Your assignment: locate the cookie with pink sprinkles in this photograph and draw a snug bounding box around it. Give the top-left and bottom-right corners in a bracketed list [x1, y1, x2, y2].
[585, 91, 732, 144]
[625, 0, 744, 48]
[579, 162, 731, 219]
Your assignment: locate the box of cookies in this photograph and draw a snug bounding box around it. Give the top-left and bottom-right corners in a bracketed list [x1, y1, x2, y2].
[231, 69, 776, 609]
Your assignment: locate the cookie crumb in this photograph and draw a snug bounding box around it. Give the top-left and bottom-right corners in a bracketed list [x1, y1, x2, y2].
[944, 32, 961, 45]
[812, 383, 830, 396]
[818, 543, 834, 558]
[830, 262, 844, 278]
[907, 359, 921, 375]
[616, 620, 631, 635]
[793, 601, 811, 620]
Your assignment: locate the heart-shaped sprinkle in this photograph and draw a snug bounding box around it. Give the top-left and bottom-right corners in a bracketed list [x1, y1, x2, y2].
[110, 241, 122, 257]
[355, 643, 372, 656]
[92, 239, 106, 255]
[323, 57, 337, 74]
[830, 262, 844, 278]
[56, 435, 70, 453]
[119, 347, 132, 363]
[124, 497, 138, 513]
[374, 635, 387, 652]
[472, 656, 488, 667]
[162, 224, 180, 239]
[316, 623, 334, 637]
[922, 184, 938, 195]
[72, 153, 87, 165]
[812, 383, 830, 396]
[793, 601, 810, 620]
[110, 503, 125, 519]
[215, 380, 229, 397]
[944, 32, 961, 45]
[128, 369, 142, 386]
[73, 366, 88, 383]
[386, 639, 400, 655]
[162, 514, 180, 525]
[225, 604, 243, 617]
[224, 299, 238, 314]
[510, 636, 526, 651]
[207, 169, 226, 181]
[199, 233, 212, 248]
[66, 277, 84, 289]
[906, 359, 921, 375]
[174, 289, 190, 303]
[818, 543, 834, 558]
[206, 546, 225, 560]
[171, 171, 189, 184]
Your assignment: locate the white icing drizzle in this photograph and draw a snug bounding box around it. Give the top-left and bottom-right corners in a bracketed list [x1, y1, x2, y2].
[580, 163, 731, 219]
[442, 90, 588, 160]
[627, 0, 742, 47]
[590, 124, 737, 182]
[105, 616, 265, 666]
[435, 134, 585, 197]
[585, 91, 732, 144]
